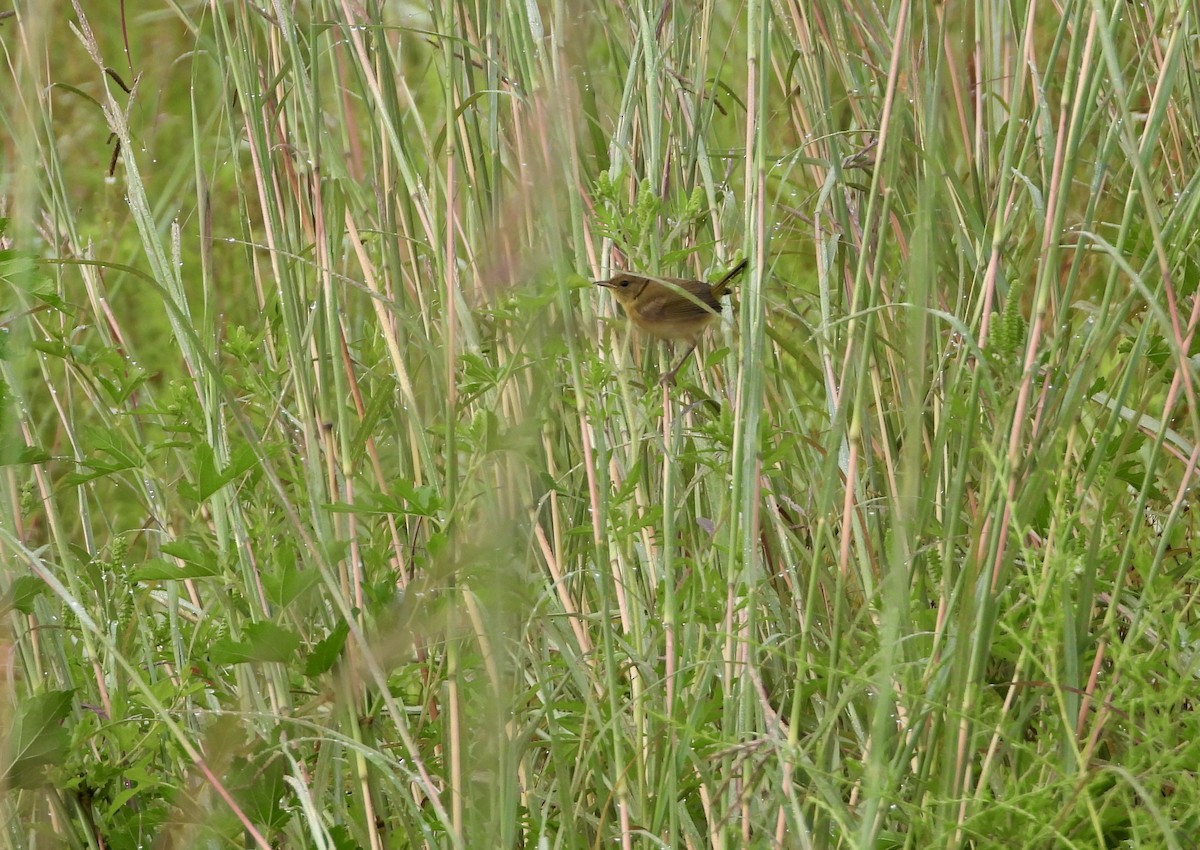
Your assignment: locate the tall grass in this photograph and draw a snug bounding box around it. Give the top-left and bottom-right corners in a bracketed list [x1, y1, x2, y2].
[1, 1, 1198, 848]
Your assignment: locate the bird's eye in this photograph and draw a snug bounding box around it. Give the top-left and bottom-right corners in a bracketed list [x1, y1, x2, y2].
[619, 281, 628, 287]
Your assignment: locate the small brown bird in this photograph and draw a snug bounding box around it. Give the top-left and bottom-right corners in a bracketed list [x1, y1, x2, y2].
[596, 258, 748, 385]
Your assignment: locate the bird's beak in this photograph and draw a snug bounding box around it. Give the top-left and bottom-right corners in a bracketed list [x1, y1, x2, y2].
[594, 279, 613, 289]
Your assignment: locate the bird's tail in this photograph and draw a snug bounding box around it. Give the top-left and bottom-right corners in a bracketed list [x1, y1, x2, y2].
[711, 258, 749, 297]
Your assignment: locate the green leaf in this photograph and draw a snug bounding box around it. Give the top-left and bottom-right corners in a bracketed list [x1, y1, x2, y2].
[0, 249, 41, 290]
[210, 622, 300, 665]
[16, 444, 52, 465]
[60, 427, 145, 484]
[261, 551, 320, 609]
[327, 824, 365, 850]
[2, 689, 74, 788]
[392, 479, 442, 516]
[160, 540, 208, 562]
[182, 444, 261, 502]
[326, 482, 443, 518]
[305, 619, 351, 678]
[1, 575, 48, 615]
[190, 444, 221, 502]
[131, 557, 221, 581]
[131, 540, 222, 580]
[230, 751, 291, 830]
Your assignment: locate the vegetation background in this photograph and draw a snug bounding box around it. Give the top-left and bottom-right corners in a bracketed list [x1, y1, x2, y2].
[2, 1, 1199, 848]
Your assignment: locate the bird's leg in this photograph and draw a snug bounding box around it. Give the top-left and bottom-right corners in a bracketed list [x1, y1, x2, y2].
[659, 343, 698, 386]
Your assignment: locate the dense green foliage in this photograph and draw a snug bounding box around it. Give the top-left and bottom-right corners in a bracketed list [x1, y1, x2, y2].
[2, 2, 1199, 848]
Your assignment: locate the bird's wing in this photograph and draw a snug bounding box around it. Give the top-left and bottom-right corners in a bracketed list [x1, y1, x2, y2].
[637, 283, 721, 323]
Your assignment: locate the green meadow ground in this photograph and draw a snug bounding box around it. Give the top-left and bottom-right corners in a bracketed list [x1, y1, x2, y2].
[2, 2, 1199, 848]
